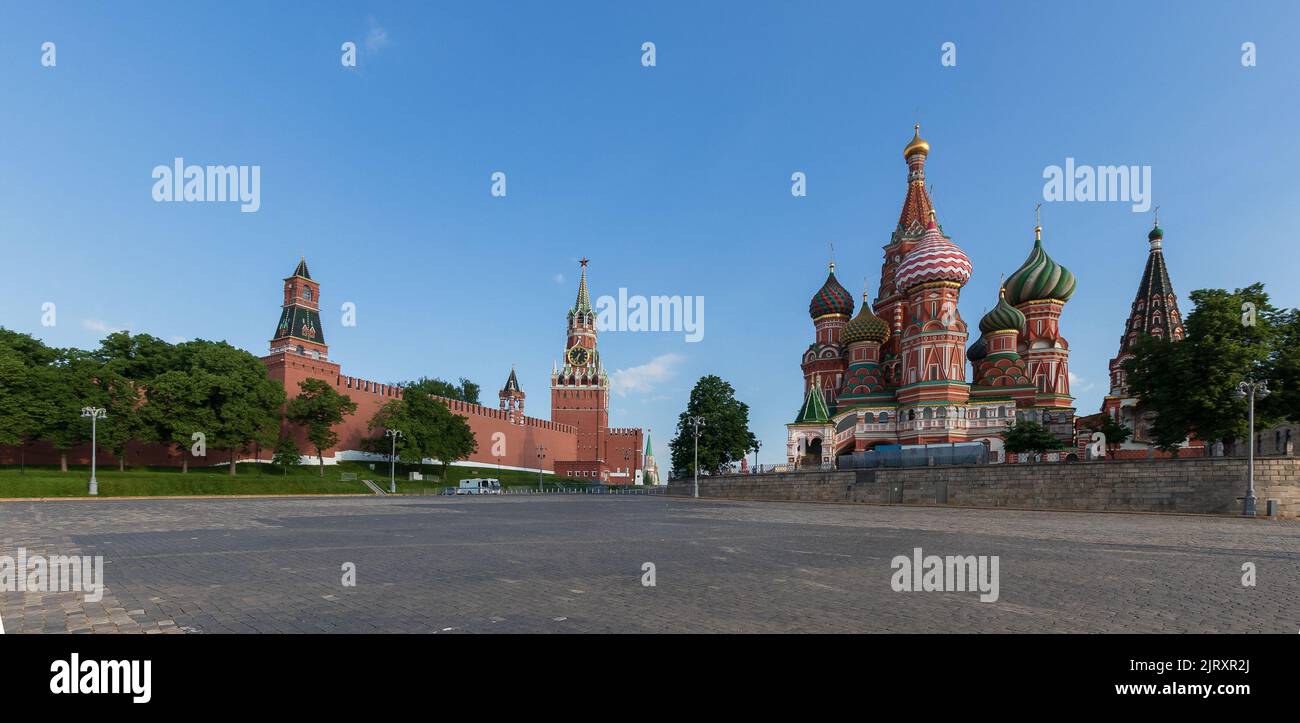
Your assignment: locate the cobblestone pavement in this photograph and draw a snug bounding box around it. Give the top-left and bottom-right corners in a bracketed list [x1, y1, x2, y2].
[1, 495, 1296, 633]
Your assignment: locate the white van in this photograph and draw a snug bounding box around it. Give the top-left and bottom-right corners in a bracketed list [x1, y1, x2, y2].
[456, 478, 503, 495]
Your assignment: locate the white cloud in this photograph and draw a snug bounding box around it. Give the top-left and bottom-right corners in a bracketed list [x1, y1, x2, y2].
[611, 353, 683, 397]
[1068, 371, 1095, 392]
[365, 16, 390, 53]
[553, 273, 566, 284]
[82, 319, 124, 335]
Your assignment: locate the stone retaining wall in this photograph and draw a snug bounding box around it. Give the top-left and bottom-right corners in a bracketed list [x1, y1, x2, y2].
[666, 457, 1300, 518]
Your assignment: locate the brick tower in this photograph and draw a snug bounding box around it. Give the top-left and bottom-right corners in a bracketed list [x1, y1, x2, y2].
[499, 366, 525, 423]
[264, 257, 339, 378]
[551, 258, 610, 477]
[270, 257, 327, 359]
[262, 257, 342, 455]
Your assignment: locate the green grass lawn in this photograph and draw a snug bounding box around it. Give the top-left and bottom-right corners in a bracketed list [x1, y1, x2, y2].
[0, 460, 586, 498]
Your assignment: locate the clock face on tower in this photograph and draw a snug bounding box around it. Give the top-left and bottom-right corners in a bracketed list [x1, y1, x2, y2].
[567, 345, 589, 367]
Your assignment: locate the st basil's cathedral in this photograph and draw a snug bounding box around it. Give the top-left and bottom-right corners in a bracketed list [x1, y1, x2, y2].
[787, 126, 1079, 467]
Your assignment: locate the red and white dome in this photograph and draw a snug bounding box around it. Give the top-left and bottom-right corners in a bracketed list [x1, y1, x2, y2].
[894, 214, 972, 292]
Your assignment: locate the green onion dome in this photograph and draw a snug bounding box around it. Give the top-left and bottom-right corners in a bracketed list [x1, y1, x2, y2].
[809, 263, 855, 319]
[1004, 230, 1076, 305]
[841, 293, 890, 345]
[966, 336, 988, 363]
[1148, 225, 1163, 241]
[978, 288, 1027, 334]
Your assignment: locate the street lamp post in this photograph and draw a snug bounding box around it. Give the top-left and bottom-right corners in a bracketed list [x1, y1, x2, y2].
[536, 444, 546, 492]
[752, 440, 761, 475]
[81, 407, 107, 496]
[385, 429, 402, 494]
[1236, 380, 1270, 516]
[689, 415, 705, 499]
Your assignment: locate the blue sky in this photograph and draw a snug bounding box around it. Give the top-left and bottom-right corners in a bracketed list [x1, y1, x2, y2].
[1, 1, 1297, 465]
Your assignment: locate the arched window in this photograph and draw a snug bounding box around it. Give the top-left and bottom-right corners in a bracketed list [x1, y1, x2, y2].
[907, 409, 915, 421]
[303, 287, 313, 301]
[923, 408, 934, 420]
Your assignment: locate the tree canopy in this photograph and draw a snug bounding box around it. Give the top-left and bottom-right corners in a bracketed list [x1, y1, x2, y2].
[401, 376, 480, 405]
[286, 378, 358, 475]
[669, 375, 757, 476]
[1002, 421, 1069, 455]
[368, 389, 477, 478]
[1123, 284, 1286, 451]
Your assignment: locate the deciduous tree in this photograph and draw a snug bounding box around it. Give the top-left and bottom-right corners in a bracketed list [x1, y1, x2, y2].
[286, 378, 357, 476]
[669, 375, 757, 475]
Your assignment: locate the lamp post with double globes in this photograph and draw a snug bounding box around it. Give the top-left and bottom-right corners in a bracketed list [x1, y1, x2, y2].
[1236, 380, 1270, 516]
[385, 429, 402, 494]
[689, 415, 706, 499]
[81, 406, 107, 496]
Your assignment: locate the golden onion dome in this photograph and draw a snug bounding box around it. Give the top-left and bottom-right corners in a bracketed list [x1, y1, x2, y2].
[842, 291, 890, 345]
[903, 124, 930, 159]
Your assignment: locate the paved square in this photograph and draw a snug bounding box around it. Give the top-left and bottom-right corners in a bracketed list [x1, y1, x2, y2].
[1, 495, 1296, 633]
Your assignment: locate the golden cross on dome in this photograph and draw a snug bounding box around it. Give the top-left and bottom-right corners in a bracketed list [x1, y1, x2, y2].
[1153, 205, 1160, 227]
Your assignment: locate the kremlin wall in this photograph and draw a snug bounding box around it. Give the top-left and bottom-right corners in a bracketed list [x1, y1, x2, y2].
[0, 258, 651, 485]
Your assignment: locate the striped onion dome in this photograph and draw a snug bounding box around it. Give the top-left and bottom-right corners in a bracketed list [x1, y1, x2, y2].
[894, 212, 973, 292]
[841, 293, 890, 345]
[966, 336, 988, 362]
[809, 264, 855, 319]
[978, 288, 1027, 334]
[1004, 231, 1076, 305]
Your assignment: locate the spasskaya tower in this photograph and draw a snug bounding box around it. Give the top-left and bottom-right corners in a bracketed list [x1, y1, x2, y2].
[551, 258, 610, 477]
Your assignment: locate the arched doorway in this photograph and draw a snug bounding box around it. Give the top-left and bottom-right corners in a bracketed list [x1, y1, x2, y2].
[802, 438, 822, 466]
